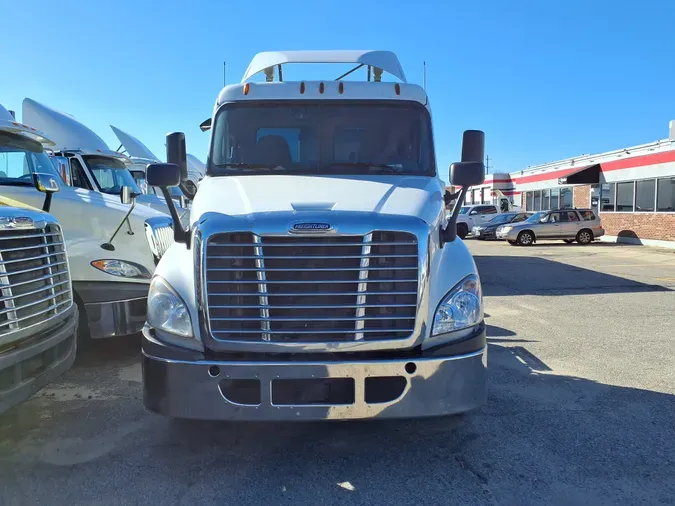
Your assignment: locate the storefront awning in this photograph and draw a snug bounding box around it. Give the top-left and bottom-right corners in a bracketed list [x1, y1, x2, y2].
[557, 164, 601, 185]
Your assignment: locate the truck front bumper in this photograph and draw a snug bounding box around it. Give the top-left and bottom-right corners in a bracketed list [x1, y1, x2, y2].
[0, 305, 78, 415]
[73, 281, 149, 339]
[142, 326, 487, 421]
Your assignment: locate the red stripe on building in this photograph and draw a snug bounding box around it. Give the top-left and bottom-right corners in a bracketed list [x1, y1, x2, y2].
[512, 148, 675, 185]
[601, 149, 675, 172]
[512, 166, 585, 185]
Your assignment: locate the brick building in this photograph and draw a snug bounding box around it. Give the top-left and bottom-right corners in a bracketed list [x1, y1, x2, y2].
[480, 120, 675, 248]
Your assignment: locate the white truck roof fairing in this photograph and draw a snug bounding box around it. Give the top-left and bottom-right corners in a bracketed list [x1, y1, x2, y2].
[111, 125, 161, 162]
[0, 102, 55, 146]
[186, 154, 206, 176]
[242, 50, 407, 83]
[22, 98, 130, 164]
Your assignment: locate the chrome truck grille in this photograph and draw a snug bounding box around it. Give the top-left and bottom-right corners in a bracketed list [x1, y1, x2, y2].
[204, 232, 418, 343]
[145, 217, 174, 262]
[0, 225, 72, 338]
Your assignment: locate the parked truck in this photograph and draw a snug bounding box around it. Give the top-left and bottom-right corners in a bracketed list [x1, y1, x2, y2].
[110, 125, 203, 215]
[141, 50, 487, 421]
[22, 98, 186, 218]
[0, 116, 78, 413]
[1, 102, 173, 343]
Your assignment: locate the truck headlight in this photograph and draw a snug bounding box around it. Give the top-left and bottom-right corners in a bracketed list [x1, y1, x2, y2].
[432, 274, 483, 336]
[91, 259, 151, 279]
[147, 276, 193, 338]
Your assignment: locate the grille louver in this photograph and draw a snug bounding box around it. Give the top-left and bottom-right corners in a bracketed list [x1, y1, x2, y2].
[0, 225, 72, 339]
[205, 231, 418, 343]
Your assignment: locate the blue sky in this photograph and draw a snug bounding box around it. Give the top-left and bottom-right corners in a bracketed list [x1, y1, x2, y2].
[2, 0, 674, 180]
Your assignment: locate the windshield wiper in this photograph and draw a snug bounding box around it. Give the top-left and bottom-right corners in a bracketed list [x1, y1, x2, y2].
[324, 162, 404, 174]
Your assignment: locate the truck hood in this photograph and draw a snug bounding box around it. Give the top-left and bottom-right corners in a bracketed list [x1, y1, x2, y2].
[190, 175, 443, 225]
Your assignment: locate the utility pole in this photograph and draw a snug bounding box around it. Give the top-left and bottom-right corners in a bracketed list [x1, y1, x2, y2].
[223, 61, 227, 87]
[485, 155, 492, 174]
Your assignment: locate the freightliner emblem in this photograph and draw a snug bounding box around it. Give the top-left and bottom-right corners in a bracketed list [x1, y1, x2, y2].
[290, 222, 332, 233]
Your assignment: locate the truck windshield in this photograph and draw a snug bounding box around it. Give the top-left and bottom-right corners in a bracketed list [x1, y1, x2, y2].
[83, 155, 141, 195]
[210, 102, 435, 176]
[130, 169, 150, 194]
[0, 132, 61, 186]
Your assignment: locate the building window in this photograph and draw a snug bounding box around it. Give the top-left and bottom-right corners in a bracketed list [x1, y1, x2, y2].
[533, 191, 541, 211]
[526, 192, 533, 211]
[560, 187, 573, 208]
[472, 188, 480, 204]
[580, 210, 597, 221]
[600, 183, 615, 212]
[542, 189, 550, 210]
[550, 188, 560, 209]
[616, 181, 634, 212]
[635, 179, 656, 212]
[657, 177, 675, 212]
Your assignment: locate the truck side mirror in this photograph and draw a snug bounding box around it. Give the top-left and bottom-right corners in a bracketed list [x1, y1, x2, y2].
[147, 163, 181, 187]
[450, 161, 485, 188]
[181, 179, 197, 200]
[166, 132, 188, 182]
[147, 162, 188, 245]
[442, 130, 487, 246]
[32, 172, 60, 213]
[120, 185, 136, 205]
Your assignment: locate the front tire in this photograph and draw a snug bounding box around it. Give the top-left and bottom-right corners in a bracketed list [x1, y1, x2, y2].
[517, 231, 535, 246]
[576, 229, 593, 245]
[457, 223, 469, 240]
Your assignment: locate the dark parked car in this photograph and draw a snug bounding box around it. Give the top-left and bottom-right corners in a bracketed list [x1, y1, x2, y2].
[472, 212, 532, 240]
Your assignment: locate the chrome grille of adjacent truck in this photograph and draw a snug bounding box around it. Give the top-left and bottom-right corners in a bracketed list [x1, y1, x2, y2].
[205, 232, 418, 343]
[0, 225, 72, 338]
[145, 218, 174, 261]
[153, 225, 174, 258]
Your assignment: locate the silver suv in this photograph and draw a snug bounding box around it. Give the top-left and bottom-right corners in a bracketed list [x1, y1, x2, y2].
[496, 208, 604, 246]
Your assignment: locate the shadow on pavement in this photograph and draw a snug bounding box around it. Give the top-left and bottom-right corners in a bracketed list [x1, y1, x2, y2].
[1, 340, 673, 504]
[474, 255, 671, 296]
[75, 334, 141, 367]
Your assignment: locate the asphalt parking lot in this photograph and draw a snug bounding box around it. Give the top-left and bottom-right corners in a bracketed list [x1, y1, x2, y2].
[1, 239, 674, 505]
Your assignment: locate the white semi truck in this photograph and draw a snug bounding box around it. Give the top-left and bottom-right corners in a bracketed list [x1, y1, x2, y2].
[22, 98, 185, 218]
[1, 103, 173, 342]
[141, 50, 487, 421]
[110, 125, 204, 207]
[0, 119, 78, 413]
